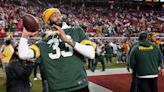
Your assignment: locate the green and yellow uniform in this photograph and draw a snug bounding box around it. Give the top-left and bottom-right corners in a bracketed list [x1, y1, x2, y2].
[129, 41, 163, 76]
[31, 27, 93, 92]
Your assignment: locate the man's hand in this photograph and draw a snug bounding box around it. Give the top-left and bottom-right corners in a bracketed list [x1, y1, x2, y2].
[160, 69, 164, 76]
[51, 25, 75, 47]
[127, 66, 130, 72]
[22, 28, 38, 38]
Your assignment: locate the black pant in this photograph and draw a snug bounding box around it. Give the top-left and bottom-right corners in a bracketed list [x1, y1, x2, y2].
[33, 62, 38, 78]
[130, 71, 138, 92]
[137, 77, 158, 92]
[42, 80, 48, 92]
[72, 86, 89, 92]
[88, 59, 94, 69]
[92, 56, 105, 72]
[105, 54, 112, 63]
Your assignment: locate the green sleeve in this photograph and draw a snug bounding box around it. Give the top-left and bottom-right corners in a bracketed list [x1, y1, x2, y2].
[127, 47, 133, 67]
[127, 42, 139, 66]
[129, 46, 137, 70]
[157, 46, 163, 68]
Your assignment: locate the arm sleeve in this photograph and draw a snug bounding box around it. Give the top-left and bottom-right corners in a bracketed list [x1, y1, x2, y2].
[127, 50, 131, 67]
[127, 42, 139, 67]
[157, 47, 164, 69]
[129, 47, 137, 70]
[73, 27, 95, 59]
[127, 45, 135, 67]
[18, 38, 35, 60]
[74, 42, 95, 59]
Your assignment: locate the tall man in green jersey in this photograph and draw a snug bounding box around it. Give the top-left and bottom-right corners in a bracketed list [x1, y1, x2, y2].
[18, 8, 96, 92]
[129, 32, 164, 92]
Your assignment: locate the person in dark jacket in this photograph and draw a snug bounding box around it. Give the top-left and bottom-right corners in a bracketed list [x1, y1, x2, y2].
[104, 43, 113, 63]
[91, 43, 105, 72]
[6, 45, 33, 92]
[129, 32, 164, 92]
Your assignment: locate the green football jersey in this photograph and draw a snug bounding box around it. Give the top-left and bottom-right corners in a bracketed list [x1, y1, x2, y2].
[37, 27, 88, 92]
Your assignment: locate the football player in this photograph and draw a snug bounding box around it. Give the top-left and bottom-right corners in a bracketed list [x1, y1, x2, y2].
[18, 8, 96, 92]
[150, 32, 161, 47]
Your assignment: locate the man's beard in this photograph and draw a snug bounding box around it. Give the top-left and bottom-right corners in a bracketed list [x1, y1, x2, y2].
[49, 20, 62, 27]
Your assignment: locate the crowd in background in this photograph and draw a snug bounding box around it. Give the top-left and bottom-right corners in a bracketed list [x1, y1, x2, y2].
[60, 6, 164, 37]
[0, 0, 164, 66]
[0, 1, 164, 92]
[0, 0, 164, 65]
[0, 0, 164, 38]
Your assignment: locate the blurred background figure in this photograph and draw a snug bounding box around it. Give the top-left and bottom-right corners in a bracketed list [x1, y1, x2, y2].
[0, 24, 5, 38]
[1, 39, 14, 72]
[91, 40, 105, 72]
[116, 42, 123, 64]
[33, 60, 39, 81]
[6, 45, 33, 92]
[87, 58, 94, 70]
[122, 40, 130, 63]
[159, 42, 164, 59]
[104, 42, 113, 63]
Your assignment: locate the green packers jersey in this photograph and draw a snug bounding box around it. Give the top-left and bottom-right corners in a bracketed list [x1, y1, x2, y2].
[37, 27, 88, 92]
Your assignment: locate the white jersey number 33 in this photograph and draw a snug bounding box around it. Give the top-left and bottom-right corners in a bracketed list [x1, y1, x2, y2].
[48, 35, 73, 59]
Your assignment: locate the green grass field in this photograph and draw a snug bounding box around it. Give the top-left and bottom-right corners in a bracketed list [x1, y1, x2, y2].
[0, 69, 5, 92]
[0, 57, 126, 92]
[86, 57, 126, 69]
